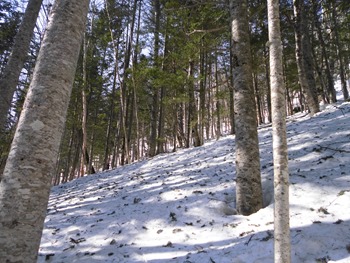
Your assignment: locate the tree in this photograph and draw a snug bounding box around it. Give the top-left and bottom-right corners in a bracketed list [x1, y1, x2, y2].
[330, 1, 349, 100]
[0, 0, 43, 133]
[312, 0, 336, 103]
[0, 0, 90, 261]
[230, 0, 263, 216]
[267, 0, 291, 262]
[293, 0, 319, 115]
[149, 0, 161, 157]
[0, 0, 21, 61]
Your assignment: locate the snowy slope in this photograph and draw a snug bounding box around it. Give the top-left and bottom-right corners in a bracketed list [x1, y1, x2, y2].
[38, 102, 350, 263]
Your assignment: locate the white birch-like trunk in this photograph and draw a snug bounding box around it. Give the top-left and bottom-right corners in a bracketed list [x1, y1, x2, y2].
[230, 0, 263, 216]
[0, 0, 90, 262]
[267, 0, 291, 262]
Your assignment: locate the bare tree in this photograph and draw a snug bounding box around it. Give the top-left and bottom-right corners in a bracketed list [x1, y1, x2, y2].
[0, 0, 90, 262]
[230, 0, 263, 216]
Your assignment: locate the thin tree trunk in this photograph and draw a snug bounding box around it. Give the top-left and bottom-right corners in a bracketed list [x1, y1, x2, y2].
[268, 0, 291, 262]
[293, 0, 319, 115]
[313, 0, 336, 103]
[157, 28, 168, 154]
[230, 0, 263, 216]
[69, 130, 82, 181]
[0, 0, 43, 132]
[229, 37, 235, 134]
[188, 60, 201, 147]
[104, 1, 122, 169]
[0, 1, 90, 261]
[103, 62, 117, 170]
[199, 39, 206, 141]
[122, 0, 138, 164]
[264, 47, 272, 122]
[254, 72, 263, 125]
[131, 0, 142, 161]
[149, 0, 161, 157]
[331, 2, 349, 100]
[80, 36, 89, 176]
[215, 52, 221, 140]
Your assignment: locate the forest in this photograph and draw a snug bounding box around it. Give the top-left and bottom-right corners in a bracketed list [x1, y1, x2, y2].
[0, 0, 349, 262]
[0, 0, 349, 182]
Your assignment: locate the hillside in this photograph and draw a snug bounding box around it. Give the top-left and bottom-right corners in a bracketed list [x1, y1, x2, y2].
[38, 102, 350, 263]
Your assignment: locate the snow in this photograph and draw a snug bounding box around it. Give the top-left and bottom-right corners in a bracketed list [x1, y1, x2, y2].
[38, 102, 350, 263]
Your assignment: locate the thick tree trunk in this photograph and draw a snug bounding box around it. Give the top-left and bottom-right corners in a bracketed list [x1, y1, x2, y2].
[0, 0, 43, 132]
[0, 1, 90, 262]
[267, 0, 291, 262]
[230, 0, 263, 216]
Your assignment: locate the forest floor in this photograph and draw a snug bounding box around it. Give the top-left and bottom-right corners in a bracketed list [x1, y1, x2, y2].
[38, 102, 350, 263]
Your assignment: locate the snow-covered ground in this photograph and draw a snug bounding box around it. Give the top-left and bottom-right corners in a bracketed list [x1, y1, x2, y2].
[38, 102, 350, 263]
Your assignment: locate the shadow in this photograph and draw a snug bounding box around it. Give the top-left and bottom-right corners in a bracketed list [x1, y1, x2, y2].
[38, 103, 350, 262]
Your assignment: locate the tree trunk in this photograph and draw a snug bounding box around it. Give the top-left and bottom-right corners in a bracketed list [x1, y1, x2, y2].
[157, 29, 168, 154]
[0, 1, 90, 262]
[104, 2, 122, 169]
[122, 0, 138, 164]
[254, 72, 263, 125]
[199, 39, 206, 140]
[215, 52, 221, 140]
[0, 0, 43, 132]
[267, 0, 291, 262]
[188, 60, 201, 147]
[230, 0, 263, 216]
[229, 37, 235, 134]
[80, 36, 89, 176]
[331, 2, 349, 100]
[313, 0, 336, 103]
[264, 47, 272, 123]
[132, 1, 142, 160]
[149, 0, 161, 157]
[293, 0, 319, 115]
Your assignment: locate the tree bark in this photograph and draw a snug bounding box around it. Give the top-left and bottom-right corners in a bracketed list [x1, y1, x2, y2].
[230, 0, 263, 216]
[187, 60, 201, 147]
[149, 0, 161, 157]
[0, 0, 43, 133]
[331, 2, 349, 100]
[215, 52, 221, 139]
[267, 0, 291, 262]
[80, 35, 89, 176]
[0, 0, 90, 262]
[313, 0, 336, 103]
[293, 0, 319, 115]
